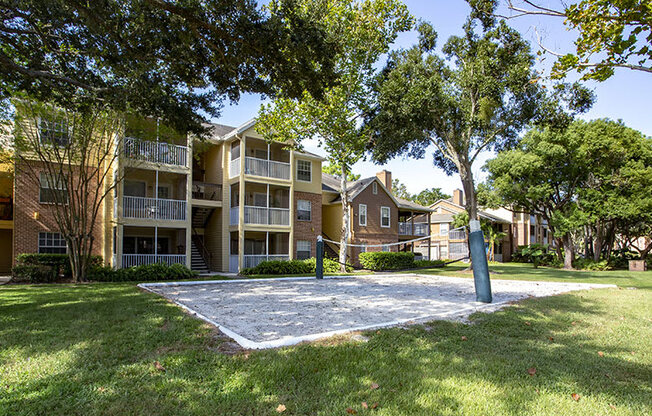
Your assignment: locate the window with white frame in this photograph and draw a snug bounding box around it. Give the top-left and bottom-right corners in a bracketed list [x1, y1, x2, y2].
[440, 223, 449, 236]
[372, 182, 378, 194]
[39, 173, 68, 204]
[39, 118, 70, 146]
[380, 206, 390, 227]
[38, 232, 67, 254]
[359, 204, 367, 226]
[297, 200, 311, 221]
[297, 160, 311, 182]
[296, 240, 311, 260]
[440, 245, 448, 259]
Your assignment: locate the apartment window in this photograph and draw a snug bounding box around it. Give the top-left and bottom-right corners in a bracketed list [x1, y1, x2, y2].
[360, 243, 367, 253]
[380, 206, 390, 228]
[359, 204, 367, 226]
[297, 200, 311, 221]
[39, 118, 70, 146]
[372, 182, 378, 194]
[296, 240, 311, 260]
[157, 185, 170, 199]
[440, 245, 448, 259]
[382, 244, 390, 252]
[440, 223, 449, 236]
[297, 160, 311, 182]
[39, 173, 68, 204]
[38, 232, 67, 254]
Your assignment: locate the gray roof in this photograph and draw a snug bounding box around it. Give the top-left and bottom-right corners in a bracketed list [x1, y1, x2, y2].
[430, 213, 456, 223]
[202, 122, 236, 140]
[395, 197, 431, 212]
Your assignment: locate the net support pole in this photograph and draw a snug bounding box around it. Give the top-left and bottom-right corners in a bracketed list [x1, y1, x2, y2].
[316, 235, 324, 280]
[469, 220, 492, 303]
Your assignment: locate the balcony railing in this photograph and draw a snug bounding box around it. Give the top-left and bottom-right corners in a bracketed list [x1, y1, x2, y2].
[398, 222, 429, 236]
[229, 157, 291, 180]
[123, 196, 186, 221]
[229, 206, 290, 226]
[124, 137, 188, 167]
[243, 254, 290, 269]
[122, 254, 186, 268]
[192, 181, 222, 201]
[449, 229, 467, 240]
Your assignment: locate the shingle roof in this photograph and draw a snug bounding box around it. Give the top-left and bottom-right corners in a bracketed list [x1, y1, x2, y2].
[395, 197, 431, 212]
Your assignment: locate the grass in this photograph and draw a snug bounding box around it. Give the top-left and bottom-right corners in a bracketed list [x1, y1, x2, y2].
[0, 264, 650, 415]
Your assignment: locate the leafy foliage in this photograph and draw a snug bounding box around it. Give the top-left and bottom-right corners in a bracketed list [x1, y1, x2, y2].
[392, 178, 450, 206]
[12, 253, 103, 282]
[322, 163, 360, 181]
[358, 251, 415, 270]
[471, 0, 652, 81]
[240, 257, 352, 276]
[88, 263, 197, 282]
[0, 0, 341, 135]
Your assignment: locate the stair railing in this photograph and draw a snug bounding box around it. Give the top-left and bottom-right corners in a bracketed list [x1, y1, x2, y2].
[191, 228, 212, 271]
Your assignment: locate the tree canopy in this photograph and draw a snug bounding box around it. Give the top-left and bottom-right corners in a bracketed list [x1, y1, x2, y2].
[1, 0, 341, 135]
[322, 163, 361, 181]
[470, 0, 652, 81]
[392, 178, 450, 206]
[484, 118, 652, 267]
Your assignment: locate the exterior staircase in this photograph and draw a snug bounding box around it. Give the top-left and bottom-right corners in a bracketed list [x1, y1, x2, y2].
[190, 241, 210, 274]
[192, 207, 215, 228]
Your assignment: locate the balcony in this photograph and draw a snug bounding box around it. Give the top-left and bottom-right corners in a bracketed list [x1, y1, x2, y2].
[229, 157, 291, 180]
[122, 254, 186, 268]
[192, 181, 222, 201]
[230, 206, 290, 226]
[123, 196, 186, 221]
[124, 137, 188, 167]
[399, 222, 429, 236]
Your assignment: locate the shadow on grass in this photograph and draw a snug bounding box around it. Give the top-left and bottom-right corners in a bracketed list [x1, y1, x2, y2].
[0, 283, 650, 415]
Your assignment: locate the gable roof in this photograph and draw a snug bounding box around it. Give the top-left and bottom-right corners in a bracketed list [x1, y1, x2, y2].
[430, 199, 511, 224]
[322, 173, 432, 212]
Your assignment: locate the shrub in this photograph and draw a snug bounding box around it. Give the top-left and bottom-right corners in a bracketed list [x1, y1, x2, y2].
[512, 244, 557, 267]
[414, 259, 447, 268]
[240, 257, 353, 276]
[88, 263, 198, 282]
[574, 258, 612, 271]
[11, 264, 57, 283]
[358, 251, 415, 271]
[15, 253, 104, 279]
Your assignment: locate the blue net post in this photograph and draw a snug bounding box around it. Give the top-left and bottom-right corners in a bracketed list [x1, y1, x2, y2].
[316, 235, 324, 280]
[469, 220, 492, 303]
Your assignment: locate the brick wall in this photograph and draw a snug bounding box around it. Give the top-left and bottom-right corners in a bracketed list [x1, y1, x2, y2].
[13, 161, 104, 261]
[349, 180, 398, 264]
[293, 191, 322, 258]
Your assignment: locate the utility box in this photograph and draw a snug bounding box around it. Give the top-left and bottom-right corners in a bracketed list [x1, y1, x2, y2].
[628, 260, 647, 272]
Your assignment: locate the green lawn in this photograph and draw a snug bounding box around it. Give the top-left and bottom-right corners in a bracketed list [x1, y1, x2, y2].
[0, 264, 650, 415]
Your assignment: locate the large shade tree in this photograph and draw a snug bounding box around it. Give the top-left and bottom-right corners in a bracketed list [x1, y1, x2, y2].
[0, 0, 341, 135]
[257, 0, 412, 270]
[366, 16, 545, 224]
[484, 119, 652, 268]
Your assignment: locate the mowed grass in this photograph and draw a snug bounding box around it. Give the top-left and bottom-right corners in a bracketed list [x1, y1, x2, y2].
[0, 265, 650, 415]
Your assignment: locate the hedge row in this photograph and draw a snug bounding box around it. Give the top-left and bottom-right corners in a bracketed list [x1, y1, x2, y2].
[358, 252, 415, 271]
[88, 263, 197, 282]
[12, 254, 103, 283]
[240, 257, 352, 276]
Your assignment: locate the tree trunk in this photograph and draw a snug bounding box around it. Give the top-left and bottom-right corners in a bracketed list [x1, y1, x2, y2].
[593, 222, 603, 262]
[554, 238, 564, 263]
[459, 160, 477, 270]
[339, 166, 350, 272]
[562, 234, 574, 269]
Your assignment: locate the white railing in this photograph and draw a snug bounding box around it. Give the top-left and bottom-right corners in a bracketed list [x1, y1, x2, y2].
[399, 222, 429, 236]
[124, 137, 187, 167]
[244, 157, 291, 180]
[121, 254, 186, 268]
[243, 254, 290, 269]
[243, 206, 290, 226]
[449, 229, 467, 240]
[229, 158, 240, 178]
[230, 206, 239, 225]
[123, 196, 186, 221]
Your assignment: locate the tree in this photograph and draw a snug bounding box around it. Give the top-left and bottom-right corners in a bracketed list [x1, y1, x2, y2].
[484, 119, 652, 268]
[322, 163, 360, 181]
[392, 178, 411, 200]
[366, 17, 544, 226]
[258, 0, 412, 271]
[471, 0, 652, 80]
[11, 99, 125, 282]
[1, 0, 340, 136]
[412, 188, 450, 206]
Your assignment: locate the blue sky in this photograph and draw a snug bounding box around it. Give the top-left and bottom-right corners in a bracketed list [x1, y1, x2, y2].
[213, 0, 652, 195]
